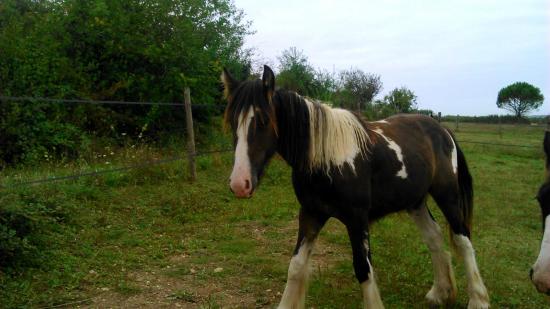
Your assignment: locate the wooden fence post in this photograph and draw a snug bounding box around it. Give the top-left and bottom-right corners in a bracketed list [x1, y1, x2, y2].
[184, 87, 197, 181]
[455, 114, 459, 132]
[437, 112, 441, 123]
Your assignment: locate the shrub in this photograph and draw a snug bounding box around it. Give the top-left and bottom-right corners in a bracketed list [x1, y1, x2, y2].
[0, 202, 38, 268]
[0, 0, 251, 167]
[0, 189, 78, 270]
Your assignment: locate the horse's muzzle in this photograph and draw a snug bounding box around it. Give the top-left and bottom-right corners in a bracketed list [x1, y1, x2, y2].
[229, 178, 254, 198]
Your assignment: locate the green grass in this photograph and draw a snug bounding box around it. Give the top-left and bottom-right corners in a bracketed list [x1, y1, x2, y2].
[0, 123, 548, 308]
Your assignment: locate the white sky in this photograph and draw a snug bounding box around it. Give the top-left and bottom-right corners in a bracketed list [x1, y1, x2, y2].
[234, 0, 549, 116]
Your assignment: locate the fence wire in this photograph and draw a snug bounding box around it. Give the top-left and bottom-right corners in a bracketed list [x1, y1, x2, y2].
[0, 95, 225, 109]
[0, 95, 545, 189]
[1, 138, 541, 190]
[0, 95, 231, 189]
[457, 140, 540, 149]
[0, 149, 233, 189]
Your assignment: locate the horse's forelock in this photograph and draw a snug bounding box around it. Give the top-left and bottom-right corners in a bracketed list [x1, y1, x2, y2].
[223, 80, 278, 135]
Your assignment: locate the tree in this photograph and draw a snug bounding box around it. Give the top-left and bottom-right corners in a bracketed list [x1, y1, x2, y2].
[276, 47, 337, 101]
[496, 82, 544, 118]
[0, 0, 253, 165]
[276, 47, 318, 96]
[383, 86, 417, 113]
[336, 69, 382, 111]
[312, 69, 338, 102]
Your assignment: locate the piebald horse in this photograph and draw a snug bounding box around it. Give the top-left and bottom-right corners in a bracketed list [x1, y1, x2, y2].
[531, 131, 550, 294]
[222, 65, 490, 308]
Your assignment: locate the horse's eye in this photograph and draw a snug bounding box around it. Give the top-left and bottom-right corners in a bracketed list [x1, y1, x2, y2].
[257, 118, 266, 126]
[258, 113, 270, 125]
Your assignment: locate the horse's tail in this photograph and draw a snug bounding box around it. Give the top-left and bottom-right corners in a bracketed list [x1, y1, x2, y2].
[456, 140, 474, 235]
[445, 129, 474, 237]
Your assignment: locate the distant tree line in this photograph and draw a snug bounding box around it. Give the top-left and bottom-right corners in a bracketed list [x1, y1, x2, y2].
[10, 1, 543, 168]
[274, 49, 547, 124]
[273, 47, 418, 120]
[440, 114, 547, 125]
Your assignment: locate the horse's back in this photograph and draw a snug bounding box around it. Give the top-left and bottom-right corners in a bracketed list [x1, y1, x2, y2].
[369, 113, 451, 154]
[366, 114, 458, 216]
[369, 113, 454, 165]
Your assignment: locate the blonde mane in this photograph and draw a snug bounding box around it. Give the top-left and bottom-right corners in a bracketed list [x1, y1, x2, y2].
[304, 98, 370, 173]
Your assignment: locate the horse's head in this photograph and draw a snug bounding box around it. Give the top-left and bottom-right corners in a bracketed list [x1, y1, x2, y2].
[532, 131, 550, 294]
[222, 65, 278, 198]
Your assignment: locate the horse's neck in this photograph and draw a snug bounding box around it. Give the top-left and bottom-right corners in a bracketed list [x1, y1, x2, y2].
[276, 92, 371, 174]
[274, 92, 312, 171]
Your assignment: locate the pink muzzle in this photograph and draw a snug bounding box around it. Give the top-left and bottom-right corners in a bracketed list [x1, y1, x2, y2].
[230, 168, 253, 198]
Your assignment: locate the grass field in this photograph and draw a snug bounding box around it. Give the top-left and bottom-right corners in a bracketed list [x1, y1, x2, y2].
[1, 122, 549, 308]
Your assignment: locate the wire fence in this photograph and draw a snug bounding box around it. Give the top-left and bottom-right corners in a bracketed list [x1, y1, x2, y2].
[0, 148, 233, 189]
[0, 95, 225, 110]
[0, 95, 547, 189]
[0, 93, 231, 189]
[457, 140, 540, 149]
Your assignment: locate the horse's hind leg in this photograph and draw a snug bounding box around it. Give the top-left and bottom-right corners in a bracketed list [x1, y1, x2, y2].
[278, 207, 327, 309]
[432, 190, 490, 309]
[451, 233, 490, 309]
[408, 200, 457, 306]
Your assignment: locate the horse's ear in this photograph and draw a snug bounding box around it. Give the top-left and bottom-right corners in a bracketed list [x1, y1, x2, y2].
[262, 65, 275, 97]
[221, 67, 238, 101]
[544, 131, 550, 157]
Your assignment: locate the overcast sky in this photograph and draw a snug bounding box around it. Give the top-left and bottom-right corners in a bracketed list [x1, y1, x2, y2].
[233, 0, 549, 116]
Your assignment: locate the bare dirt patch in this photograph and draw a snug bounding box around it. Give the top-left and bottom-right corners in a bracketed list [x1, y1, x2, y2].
[83, 266, 260, 308]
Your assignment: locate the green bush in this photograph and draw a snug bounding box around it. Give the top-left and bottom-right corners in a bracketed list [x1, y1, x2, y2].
[0, 0, 251, 167]
[0, 206, 36, 268]
[0, 189, 78, 270]
[0, 199, 42, 269]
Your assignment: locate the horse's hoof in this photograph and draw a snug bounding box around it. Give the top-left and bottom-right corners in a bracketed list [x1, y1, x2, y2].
[467, 298, 490, 309]
[426, 284, 457, 306]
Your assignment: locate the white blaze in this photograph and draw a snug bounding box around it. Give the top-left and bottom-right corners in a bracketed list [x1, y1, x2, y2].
[230, 107, 254, 191]
[373, 128, 408, 179]
[532, 215, 550, 292]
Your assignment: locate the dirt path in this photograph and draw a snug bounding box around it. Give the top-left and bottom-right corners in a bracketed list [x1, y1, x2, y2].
[82, 220, 351, 308]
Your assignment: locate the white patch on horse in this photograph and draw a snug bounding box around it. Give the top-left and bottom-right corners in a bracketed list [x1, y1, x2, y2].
[363, 231, 370, 252]
[373, 120, 389, 124]
[532, 215, 550, 293]
[373, 128, 408, 179]
[229, 107, 254, 193]
[279, 240, 313, 309]
[446, 130, 458, 174]
[361, 248, 384, 308]
[452, 234, 490, 308]
[408, 206, 456, 305]
[304, 99, 370, 174]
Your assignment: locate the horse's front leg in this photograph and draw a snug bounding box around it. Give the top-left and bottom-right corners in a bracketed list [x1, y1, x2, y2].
[346, 213, 384, 309]
[278, 207, 327, 309]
